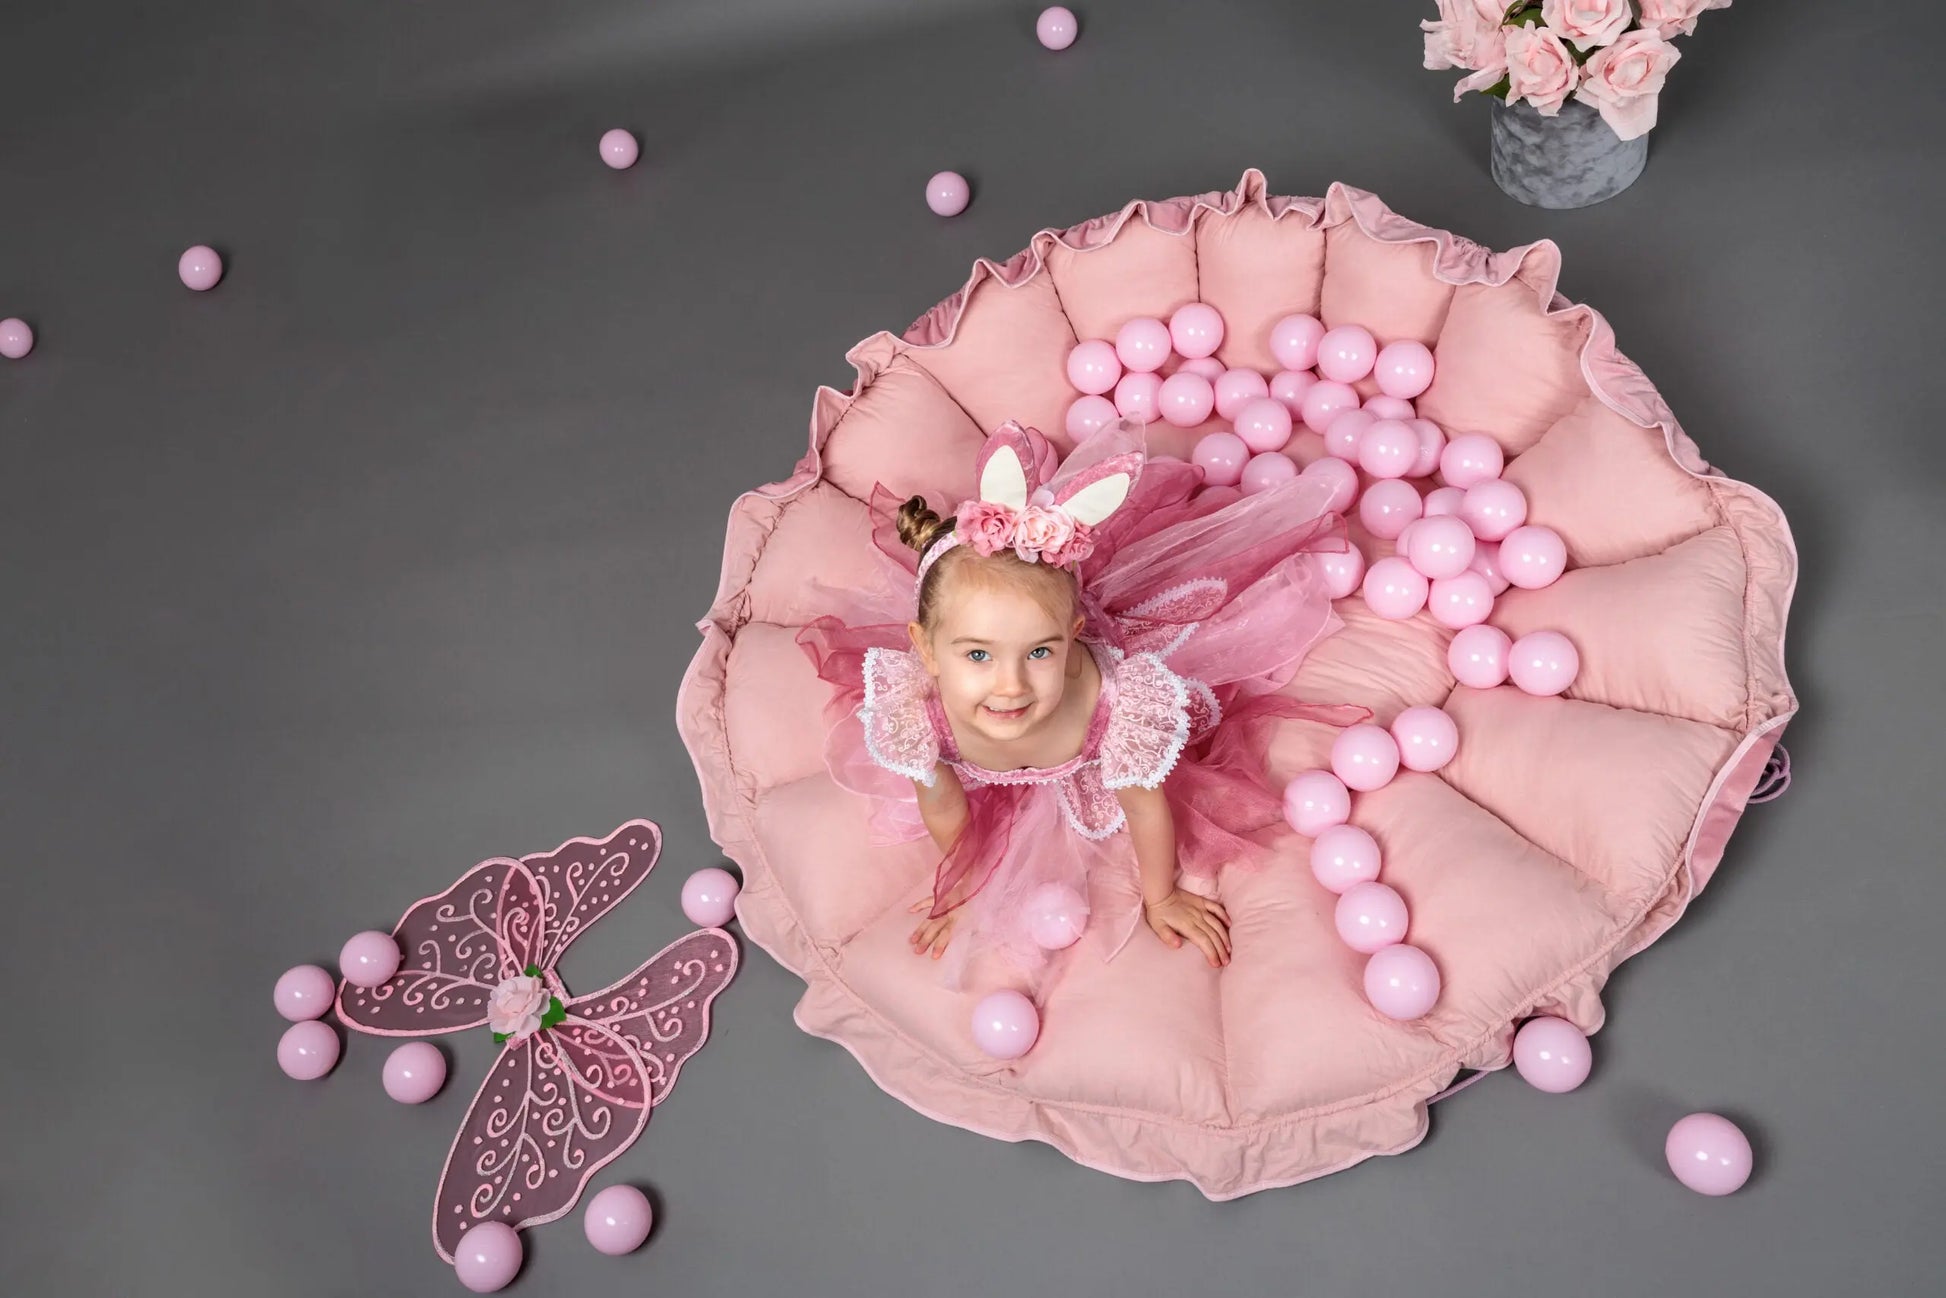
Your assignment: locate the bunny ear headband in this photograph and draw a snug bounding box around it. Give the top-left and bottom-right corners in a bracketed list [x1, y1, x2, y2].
[915, 420, 1145, 588]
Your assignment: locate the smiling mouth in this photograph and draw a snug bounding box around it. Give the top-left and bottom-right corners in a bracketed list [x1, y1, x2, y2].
[981, 703, 1031, 720]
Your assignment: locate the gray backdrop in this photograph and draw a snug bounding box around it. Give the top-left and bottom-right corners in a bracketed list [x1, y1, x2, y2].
[4, 1, 1942, 1294]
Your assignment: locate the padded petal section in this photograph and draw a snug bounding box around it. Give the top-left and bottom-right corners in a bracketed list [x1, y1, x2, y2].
[1288, 598, 1455, 726]
[898, 273, 1077, 450]
[1415, 274, 1592, 454]
[723, 623, 831, 791]
[744, 484, 896, 628]
[1195, 204, 1327, 372]
[821, 356, 985, 503]
[1043, 218, 1199, 349]
[754, 773, 929, 947]
[1318, 221, 1453, 346]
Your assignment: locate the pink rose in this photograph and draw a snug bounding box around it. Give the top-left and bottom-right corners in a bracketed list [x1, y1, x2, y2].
[1043, 521, 1097, 569]
[488, 973, 550, 1041]
[1541, 0, 1631, 52]
[1503, 24, 1581, 116]
[1421, 0, 1507, 73]
[955, 500, 1017, 557]
[1577, 29, 1682, 140]
[1009, 505, 1076, 563]
[1637, 0, 1725, 37]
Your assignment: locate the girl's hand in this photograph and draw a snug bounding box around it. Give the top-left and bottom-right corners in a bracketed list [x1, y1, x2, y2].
[1144, 890, 1231, 968]
[907, 895, 958, 959]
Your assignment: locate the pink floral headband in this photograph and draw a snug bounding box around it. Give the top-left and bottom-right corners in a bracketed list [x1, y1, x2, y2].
[915, 421, 1143, 588]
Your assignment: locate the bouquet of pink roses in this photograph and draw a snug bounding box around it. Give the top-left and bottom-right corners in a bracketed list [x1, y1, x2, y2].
[1423, 1, 1731, 141]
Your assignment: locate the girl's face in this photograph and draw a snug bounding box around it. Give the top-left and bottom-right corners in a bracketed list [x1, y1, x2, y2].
[910, 573, 1083, 748]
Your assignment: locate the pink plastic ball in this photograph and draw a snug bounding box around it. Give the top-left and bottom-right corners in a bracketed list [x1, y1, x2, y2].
[1361, 555, 1429, 620]
[178, 245, 224, 291]
[1065, 339, 1122, 395]
[340, 930, 401, 989]
[1512, 1017, 1592, 1093]
[1178, 356, 1227, 382]
[1499, 524, 1567, 590]
[1356, 419, 1419, 480]
[1336, 882, 1409, 953]
[1423, 485, 1466, 518]
[1299, 456, 1359, 514]
[1310, 824, 1382, 893]
[277, 1020, 341, 1081]
[1427, 571, 1495, 629]
[1317, 542, 1367, 600]
[971, 991, 1040, 1059]
[1357, 480, 1424, 542]
[599, 128, 640, 169]
[1390, 705, 1459, 773]
[1191, 431, 1250, 487]
[273, 964, 336, 1021]
[1114, 317, 1172, 373]
[1362, 394, 1415, 420]
[1269, 369, 1318, 415]
[1323, 408, 1376, 460]
[1468, 539, 1511, 594]
[1448, 624, 1513, 689]
[1403, 514, 1476, 580]
[1168, 302, 1225, 359]
[1065, 395, 1120, 440]
[453, 1221, 524, 1293]
[0, 318, 33, 359]
[1270, 313, 1326, 371]
[1364, 944, 1440, 1020]
[1283, 770, 1351, 836]
[1459, 479, 1528, 542]
[584, 1185, 655, 1255]
[1035, 6, 1079, 50]
[1407, 418, 1446, 479]
[1234, 397, 1294, 452]
[1024, 882, 1090, 950]
[1316, 325, 1377, 383]
[681, 867, 740, 927]
[1439, 433, 1504, 488]
[1114, 371, 1163, 422]
[1240, 452, 1297, 496]
[1331, 723, 1401, 792]
[925, 171, 971, 217]
[1374, 339, 1436, 399]
[1213, 367, 1270, 421]
[1157, 372, 1216, 427]
[382, 1041, 448, 1104]
[1509, 631, 1579, 697]
[1300, 380, 1361, 434]
[1665, 1114, 1754, 1196]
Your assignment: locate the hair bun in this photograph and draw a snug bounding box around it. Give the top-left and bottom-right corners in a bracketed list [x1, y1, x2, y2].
[895, 496, 953, 553]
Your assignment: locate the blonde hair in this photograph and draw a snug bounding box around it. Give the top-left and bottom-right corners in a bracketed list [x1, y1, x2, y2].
[895, 496, 1078, 633]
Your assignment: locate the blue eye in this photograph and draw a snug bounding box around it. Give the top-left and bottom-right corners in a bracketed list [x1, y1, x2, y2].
[1028, 646, 1052, 660]
[965, 649, 990, 662]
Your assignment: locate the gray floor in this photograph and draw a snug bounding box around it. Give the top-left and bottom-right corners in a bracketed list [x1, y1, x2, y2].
[4, 1, 1942, 1294]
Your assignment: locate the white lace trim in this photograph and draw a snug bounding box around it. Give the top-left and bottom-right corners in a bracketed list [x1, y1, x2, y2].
[1121, 577, 1226, 660]
[1100, 651, 1193, 792]
[1056, 772, 1126, 840]
[858, 646, 938, 787]
[1187, 677, 1222, 734]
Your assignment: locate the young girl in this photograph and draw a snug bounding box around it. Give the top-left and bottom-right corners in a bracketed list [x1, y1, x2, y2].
[799, 419, 1364, 992]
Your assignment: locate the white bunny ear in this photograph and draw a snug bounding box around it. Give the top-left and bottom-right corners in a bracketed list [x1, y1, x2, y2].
[978, 442, 1030, 510]
[1057, 471, 1133, 526]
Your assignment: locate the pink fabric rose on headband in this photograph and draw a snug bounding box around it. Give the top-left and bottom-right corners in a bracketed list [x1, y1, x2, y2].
[1577, 29, 1682, 140]
[1011, 505, 1076, 564]
[957, 500, 1017, 557]
[1540, 0, 1631, 52]
[1504, 24, 1580, 116]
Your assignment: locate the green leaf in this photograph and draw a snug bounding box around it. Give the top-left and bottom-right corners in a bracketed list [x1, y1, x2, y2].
[523, 964, 540, 978]
[492, 1031, 508, 1044]
[539, 997, 566, 1030]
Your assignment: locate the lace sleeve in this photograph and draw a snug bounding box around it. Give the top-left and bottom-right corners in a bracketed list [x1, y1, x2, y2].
[1099, 652, 1193, 790]
[858, 647, 941, 786]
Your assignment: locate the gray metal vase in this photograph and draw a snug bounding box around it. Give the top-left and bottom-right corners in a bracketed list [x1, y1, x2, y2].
[1489, 98, 1648, 209]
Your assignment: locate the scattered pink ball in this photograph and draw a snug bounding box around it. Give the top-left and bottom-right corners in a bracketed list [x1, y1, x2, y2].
[1114, 370, 1163, 421]
[1665, 1113, 1754, 1196]
[925, 171, 971, 217]
[1317, 540, 1367, 599]
[1364, 944, 1440, 1020]
[1283, 770, 1351, 836]
[1439, 433, 1504, 488]
[1234, 396, 1294, 452]
[1427, 571, 1495, 629]
[1512, 1017, 1592, 1093]
[599, 128, 640, 169]
[681, 867, 740, 927]
[583, 1184, 655, 1255]
[1468, 539, 1511, 594]
[1499, 524, 1567, 590]
[1270, 313, 1326, 371]
[971, 990, 1039, 1059]
[1362, 394, 1415, 420]
[1035, 5, 1079, 50]
[1316, 324, 1377, 383]
[1299, 456, 1359, 514]
[1178, 356, 1227, 382]
[1422, 485, 1466, 517]
[178, 245, 224, 291]
[1331, 723, 1401, 792]
[340, 930, 401, 989]
[1509, 630, 1580, 697]
[1240, 452, 1297, 495]
[1356, 419, 1419, 480]
[1448, 624, 1514, 689]
[1191, 431, 1250, 487]
[1066, 339, 1122, 395]
[1357, 480, 1424, 541]
[1323, 408, 1376, 460]
[1373, 339, 1436, 399]
[0, 317, 33, 359]
[1157, 372, 1216, 427]
[1213, 367, 1270, 421]
[1459, 478, 1528, 541]
[1403, 514, 1476, 580]
[1361, 555, 1429, 620]
[1024, 882, 1090, 950]
[273, 964, 337, 1021]
[1336, 882, 1409, 953]
[1310, 824, 1382, 893]
[277, 1020, 341, 1081]
[1168, 302, 1225, 359]
[453, 1221, 524, 1293]
[1269, 368, 1319, 415]
[1300, 379, 1361, 434]
[1065, 395, 1120, 440]
[1390, 705, 1459, 773]
[382, 1041, 448, 1104]
[1407, 418, 1446, 479]
[1114, 317, 1172, 373]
